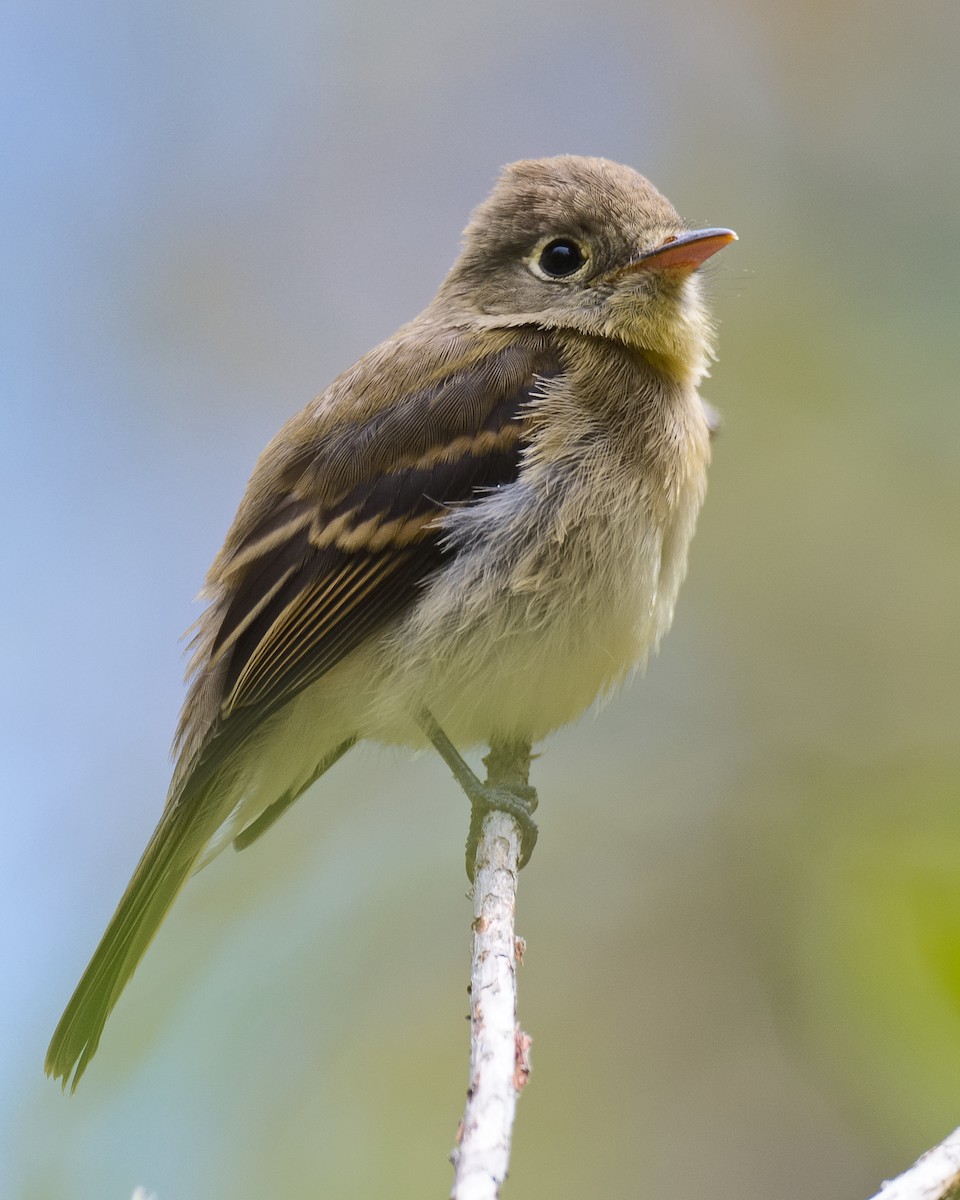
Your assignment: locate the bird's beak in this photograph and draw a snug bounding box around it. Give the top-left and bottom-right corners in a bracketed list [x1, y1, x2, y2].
[615, 228, 738, 278]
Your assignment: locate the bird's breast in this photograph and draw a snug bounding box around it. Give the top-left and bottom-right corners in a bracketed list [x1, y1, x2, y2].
[372, 397, 710, 745]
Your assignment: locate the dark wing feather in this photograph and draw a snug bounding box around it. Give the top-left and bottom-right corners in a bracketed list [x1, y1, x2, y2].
[200, 333, 559, 733]
[45, 329, 560, 1089]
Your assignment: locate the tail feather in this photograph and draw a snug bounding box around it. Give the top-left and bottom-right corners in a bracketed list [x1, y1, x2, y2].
[45, 783, 226, 1090]
[46, 728, 358, 1089]
[232, 737, 356, 852]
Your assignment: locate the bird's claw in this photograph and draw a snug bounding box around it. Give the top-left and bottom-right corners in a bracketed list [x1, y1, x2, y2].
[464, 781, 539, 882]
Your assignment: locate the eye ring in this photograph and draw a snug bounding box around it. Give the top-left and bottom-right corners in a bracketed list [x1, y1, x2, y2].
[531, 237, 588, 280]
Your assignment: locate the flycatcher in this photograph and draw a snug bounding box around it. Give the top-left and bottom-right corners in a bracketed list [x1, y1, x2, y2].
[47, 155, 736, 1088]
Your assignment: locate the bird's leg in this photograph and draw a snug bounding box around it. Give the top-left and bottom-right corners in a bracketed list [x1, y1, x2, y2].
[416, 709, 538, 882]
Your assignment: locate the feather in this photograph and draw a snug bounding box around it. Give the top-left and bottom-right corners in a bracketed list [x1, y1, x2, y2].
[46, 330, 560, 1089]
[45, 765, 240, 1090]
[180, 331, 561, 755]
[231, 736, 358, 852]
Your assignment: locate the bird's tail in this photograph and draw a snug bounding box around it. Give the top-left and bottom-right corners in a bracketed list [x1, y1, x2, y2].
[45, 779, 227, 1091]
[45, 730, 358, 1089]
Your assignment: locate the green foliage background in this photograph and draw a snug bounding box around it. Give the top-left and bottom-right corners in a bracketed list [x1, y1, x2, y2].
[4, 0, 959, 1196]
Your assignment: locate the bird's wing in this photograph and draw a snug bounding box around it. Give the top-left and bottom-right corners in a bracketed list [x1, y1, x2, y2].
[45, 328, 559, 1089]
[187, 330, 559, 746]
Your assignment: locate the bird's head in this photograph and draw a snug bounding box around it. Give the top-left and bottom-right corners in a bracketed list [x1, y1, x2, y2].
[439, 155, 736, 383]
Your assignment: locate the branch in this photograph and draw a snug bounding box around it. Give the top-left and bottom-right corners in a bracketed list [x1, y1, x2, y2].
[450, 744, 533, 1200]
[868, 1129, 960, 1200]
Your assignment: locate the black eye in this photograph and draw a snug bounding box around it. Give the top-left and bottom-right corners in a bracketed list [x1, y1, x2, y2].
[537, 238, 586, 278]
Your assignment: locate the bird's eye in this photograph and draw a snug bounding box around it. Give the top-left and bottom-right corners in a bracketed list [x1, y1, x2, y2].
[536, 238, 586, 278]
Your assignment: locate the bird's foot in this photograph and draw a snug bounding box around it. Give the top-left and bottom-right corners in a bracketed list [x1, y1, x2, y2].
[463, 776, 539, 882]
[417, 709, 539, 882]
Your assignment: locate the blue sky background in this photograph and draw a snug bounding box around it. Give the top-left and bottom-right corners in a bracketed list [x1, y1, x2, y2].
[3, 1, 960, 1197]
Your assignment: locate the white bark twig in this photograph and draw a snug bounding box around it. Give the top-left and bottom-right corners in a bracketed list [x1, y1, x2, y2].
[450, 745, 533, 1200]
[868, 1128, 960, 1200]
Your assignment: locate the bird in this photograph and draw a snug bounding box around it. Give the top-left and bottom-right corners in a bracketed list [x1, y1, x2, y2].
[46, 155, 736, 1089]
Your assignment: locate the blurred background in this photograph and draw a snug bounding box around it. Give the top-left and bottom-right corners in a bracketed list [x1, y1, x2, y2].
[3, 0, 959, 1196]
